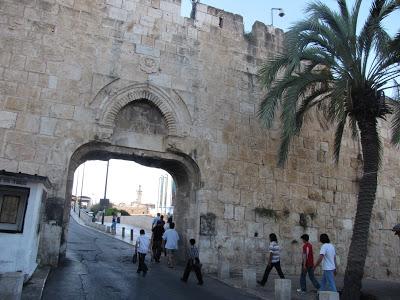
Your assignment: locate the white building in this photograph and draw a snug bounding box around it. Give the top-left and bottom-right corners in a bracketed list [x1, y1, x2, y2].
[0, 172, 50, 281]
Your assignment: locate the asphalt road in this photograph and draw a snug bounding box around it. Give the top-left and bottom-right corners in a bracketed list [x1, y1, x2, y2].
[42, 218, 258, 300]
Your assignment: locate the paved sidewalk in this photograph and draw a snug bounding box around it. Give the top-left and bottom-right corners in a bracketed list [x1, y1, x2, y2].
[213, 271, 400, 300]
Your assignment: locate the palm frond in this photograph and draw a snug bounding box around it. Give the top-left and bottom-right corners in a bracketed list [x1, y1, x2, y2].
[350, 0, 363, 34]
[358, 0, 399, 78]
[257, 0, 399, 168]
[391, 82, 400, 145]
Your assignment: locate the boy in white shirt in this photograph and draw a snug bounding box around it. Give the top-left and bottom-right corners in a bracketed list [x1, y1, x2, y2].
[136, 229, 150, 277]
[314, 233, 337, 292]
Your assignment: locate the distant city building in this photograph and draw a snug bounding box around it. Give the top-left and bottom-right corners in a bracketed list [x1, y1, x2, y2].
[136, 185, 143, 204]
[157, 174, 174, 215]
[72, 196, 92, 209]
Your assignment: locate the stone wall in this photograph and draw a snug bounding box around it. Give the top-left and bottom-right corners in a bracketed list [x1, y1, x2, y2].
[0, 0, 399, 280]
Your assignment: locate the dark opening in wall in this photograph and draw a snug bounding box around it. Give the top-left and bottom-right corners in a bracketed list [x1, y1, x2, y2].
[219, 17, 223, 28]
[0, 185, 30, 233]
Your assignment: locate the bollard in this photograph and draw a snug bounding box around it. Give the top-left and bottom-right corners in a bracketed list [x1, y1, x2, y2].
[106, 226, 111, 233]
[130, 229, 134, 241]
[218, 261, 230, 279]
[318, 291, 340, 300]
[274, 279, 291, 300]
[242, 268, 256, 288]
[0, 272, 24, 300]
[122, 227, 125, 238]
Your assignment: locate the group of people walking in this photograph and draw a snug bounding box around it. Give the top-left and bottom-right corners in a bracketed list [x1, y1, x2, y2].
[134, 213, 203, 285]
[135, 213, 338, 292]
[258, 233, 337, 293]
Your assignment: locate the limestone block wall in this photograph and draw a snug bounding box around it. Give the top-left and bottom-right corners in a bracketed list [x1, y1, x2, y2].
[0, 0, 399, 279]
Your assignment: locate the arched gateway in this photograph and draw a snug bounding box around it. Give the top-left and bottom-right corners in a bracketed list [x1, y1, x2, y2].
[58, 82, 201, 262]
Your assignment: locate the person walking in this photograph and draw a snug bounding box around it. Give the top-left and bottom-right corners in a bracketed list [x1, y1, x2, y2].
[162, 222, 179, 268]
[257, 233, 285, 286]
[152, 221, 165, 262]
[136, 229, 150, 277]
[160, 215, 166, 226]
[181, 238, 204, 285]
[152, 213, 161, 229]
[163, 216, 172, 256]
[164, 216, 173, 230]
[111, 215, 117, 234]
[314, 233, 337, 292]
[392, 224, 400, 239]
[297, 234, 320, 294]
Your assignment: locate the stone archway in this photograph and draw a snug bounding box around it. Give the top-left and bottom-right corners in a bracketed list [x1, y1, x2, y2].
[59, 83, 199, 262]
[61, 142, 201, 261]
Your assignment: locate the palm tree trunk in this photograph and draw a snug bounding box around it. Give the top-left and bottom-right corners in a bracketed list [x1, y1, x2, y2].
[342, 119, 379, 300]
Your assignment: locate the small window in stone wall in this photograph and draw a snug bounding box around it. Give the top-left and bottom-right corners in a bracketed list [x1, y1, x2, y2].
[0, 185, 30, 233]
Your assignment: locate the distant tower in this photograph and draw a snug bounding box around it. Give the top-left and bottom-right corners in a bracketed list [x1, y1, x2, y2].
[136, 185, 143, 204]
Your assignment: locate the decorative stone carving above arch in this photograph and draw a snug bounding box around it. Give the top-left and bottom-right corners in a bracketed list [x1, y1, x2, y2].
[93, 80, 192, 137]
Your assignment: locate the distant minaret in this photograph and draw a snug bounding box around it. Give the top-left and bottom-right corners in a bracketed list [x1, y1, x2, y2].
[136, 185, 143, 204]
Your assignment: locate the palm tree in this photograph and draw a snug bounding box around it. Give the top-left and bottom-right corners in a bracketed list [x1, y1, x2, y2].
[258, 0, 400, 298]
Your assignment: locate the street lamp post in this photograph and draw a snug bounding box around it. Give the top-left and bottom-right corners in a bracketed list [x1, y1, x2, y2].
[74, 168, 80, 212]
[79, 163, 85, 218]
[270, 8, 285, 26]
[163, 174, 168, 214]
[102, 160, 110, 225]
[158, 175, 164, 213]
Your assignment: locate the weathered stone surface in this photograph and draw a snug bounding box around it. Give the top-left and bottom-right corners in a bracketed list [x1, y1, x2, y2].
[0, 111, 17, 129]
[0, 0, 398, 281]
[217, 261, 230, 279]
[318, 291, 340, 300]
[274, 279, 291, 300]
[242, 268, 256, 288]
[0, 272, 24, 300]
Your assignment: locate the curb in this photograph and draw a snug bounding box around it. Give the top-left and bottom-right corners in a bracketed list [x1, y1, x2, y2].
[69, 211, 137, 248]
[21, 266, 51, 300]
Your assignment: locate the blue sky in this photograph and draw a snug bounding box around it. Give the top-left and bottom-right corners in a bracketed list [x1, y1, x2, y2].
[181, 0, 399, 35]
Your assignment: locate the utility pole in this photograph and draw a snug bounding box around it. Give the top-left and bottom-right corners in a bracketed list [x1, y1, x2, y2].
[79, 163, 85, 217]
[74, 168, 80, 212]
[102, 160, 109, 225]
[163, 175, 168, 214]
[159, 176, 164, 213]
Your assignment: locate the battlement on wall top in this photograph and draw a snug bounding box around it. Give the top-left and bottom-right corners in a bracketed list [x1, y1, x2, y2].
[190, 2, 284, 42]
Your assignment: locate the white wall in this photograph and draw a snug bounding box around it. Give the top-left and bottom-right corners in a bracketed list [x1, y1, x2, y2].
[0, 182, 45, 280]
[103, 215, 153, 231]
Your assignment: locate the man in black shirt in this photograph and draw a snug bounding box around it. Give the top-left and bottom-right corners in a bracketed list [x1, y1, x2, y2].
[152, 221, 164, 262]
